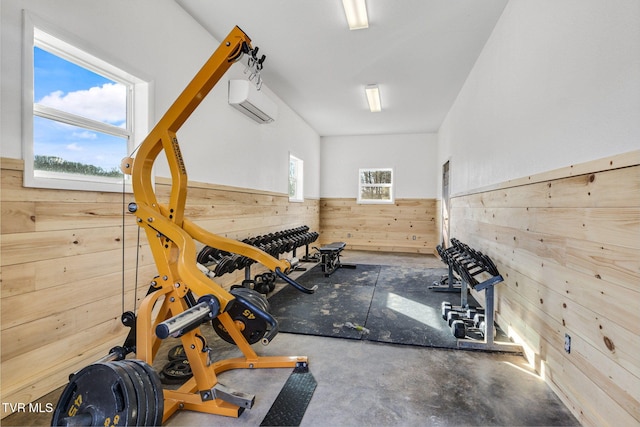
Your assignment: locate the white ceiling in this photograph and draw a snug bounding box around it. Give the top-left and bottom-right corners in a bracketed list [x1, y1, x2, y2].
[175, 0, 508, 137]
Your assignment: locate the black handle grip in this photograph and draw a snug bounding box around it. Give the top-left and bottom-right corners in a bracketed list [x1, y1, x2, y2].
[275, 268, 317, 294]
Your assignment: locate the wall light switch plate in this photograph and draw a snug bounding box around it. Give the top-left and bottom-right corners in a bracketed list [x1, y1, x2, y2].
[564, 333, 571, 354]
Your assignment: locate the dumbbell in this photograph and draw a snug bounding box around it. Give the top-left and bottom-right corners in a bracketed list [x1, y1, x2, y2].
[253, 272, 277, 294]
[450, 309, 480, 338]
[441, 301, 453, 320]
[451, 319, 467, 339]
[254, 235, 269, 246]
[253, 276, 269, 294]
[441, 301, 466, 320]
[476, 318, 496, 337]
[236, 255, 253, 270]
[303, 232, 314, 246]
[447, 310, 462, 327]
[213, 256, 234, 276]
[197, 246, 230, 265]
[452, 314, 495, 339]
[273, 238, 287, 254]
[472, 312, 485, 328]
[197, 246, 217, 265]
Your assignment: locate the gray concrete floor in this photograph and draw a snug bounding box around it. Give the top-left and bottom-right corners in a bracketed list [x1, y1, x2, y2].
[166, 334, 578, 427]
[164, 251, 578, 427]
[3, 251, 579, 426]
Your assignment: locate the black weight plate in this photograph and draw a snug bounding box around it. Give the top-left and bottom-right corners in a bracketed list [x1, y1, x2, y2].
[212, 288, 270, 345]
[130, 360, 164, 426]
[112, 361, 149, 427]
[102, 363, 139, 427]
[167, 344, 186, 361]
[126, 361, 156, 427]
[51, 362, 138, 427]
[229, 254, 243, 272]
[161, 359, 193, 384]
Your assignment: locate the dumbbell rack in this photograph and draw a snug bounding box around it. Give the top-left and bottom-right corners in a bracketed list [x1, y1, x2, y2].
[456, 274, 521, 353]
[197, 226, 320, 293]
[442, 239, 522, 353]
[429, 245, 462, 293]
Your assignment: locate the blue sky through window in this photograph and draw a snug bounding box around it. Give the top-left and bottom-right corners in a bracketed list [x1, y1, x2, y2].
[34, 47, 111, 100]
[33, 46, 127, 171]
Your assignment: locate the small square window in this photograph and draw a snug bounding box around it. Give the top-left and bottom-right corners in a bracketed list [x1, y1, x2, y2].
[358, 168, 394, 204]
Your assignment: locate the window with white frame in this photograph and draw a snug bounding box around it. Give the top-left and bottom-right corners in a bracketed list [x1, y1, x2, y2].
[358, 168, 394, 204]
[23, 14, 149, 192]
[288, 154, 304, 202]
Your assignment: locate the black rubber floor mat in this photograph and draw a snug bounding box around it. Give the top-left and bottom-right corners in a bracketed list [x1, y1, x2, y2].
[268, 264, 510, 349]
[268, 264, 380, 340]
[365, 266, 478, 348]
[260, 365, 317, 426]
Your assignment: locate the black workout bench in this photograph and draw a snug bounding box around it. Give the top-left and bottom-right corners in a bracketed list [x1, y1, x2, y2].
[316, 242, 356, 276]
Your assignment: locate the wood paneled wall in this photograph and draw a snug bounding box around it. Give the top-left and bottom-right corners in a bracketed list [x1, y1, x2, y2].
[319, 198, 438, 254]
[449, 151, 640, 427]
[0, 158, 318, 418]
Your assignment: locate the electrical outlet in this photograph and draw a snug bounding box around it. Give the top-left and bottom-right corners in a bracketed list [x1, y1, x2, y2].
[564, 333, 571, 354]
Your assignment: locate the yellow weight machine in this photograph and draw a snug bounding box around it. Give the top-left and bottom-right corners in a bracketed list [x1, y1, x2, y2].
[116, 26, 314, 423]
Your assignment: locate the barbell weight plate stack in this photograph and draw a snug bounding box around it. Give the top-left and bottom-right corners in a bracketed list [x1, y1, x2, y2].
[111, 361, 150, 427]
[123, 361, 162, 427]
[51, 362, 138, 427]
[129, 360, 164, 426]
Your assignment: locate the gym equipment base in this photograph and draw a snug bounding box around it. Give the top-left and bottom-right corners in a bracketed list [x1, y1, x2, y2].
[135, 285, 310, 423]
[456, 339, 523, 353]
[260, 364, 317, 426]
[163, 355, 308, 419]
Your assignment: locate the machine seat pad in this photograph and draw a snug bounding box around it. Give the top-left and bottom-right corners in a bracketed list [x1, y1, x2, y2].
[318, 242, 346, 252]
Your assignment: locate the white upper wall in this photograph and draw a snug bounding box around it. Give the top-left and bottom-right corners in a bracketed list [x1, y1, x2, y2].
[0, 0, 320, 198]
[321, 133, 439, 198]
[438, 0, 640, 195]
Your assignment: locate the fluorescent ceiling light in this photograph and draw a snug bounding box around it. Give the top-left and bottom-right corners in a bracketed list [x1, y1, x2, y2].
[342, 0, 369, 30]
[365, 84, 381, 112]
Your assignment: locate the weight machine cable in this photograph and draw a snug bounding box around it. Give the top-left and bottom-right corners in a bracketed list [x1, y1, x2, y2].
[120, 168, 141, 316]
[121, 177, 126, 315]
[133, 227, 140, 313]
[119, 142, 146, 315]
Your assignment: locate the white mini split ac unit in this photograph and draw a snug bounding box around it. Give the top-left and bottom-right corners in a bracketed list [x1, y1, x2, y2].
[228, 79, 278, 123]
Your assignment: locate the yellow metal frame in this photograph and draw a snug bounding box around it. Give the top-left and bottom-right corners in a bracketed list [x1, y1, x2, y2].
[121, 26, 306, 422]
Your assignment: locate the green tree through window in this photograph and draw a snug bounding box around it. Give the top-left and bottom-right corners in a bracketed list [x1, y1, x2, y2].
[359, 168, 393, 203]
